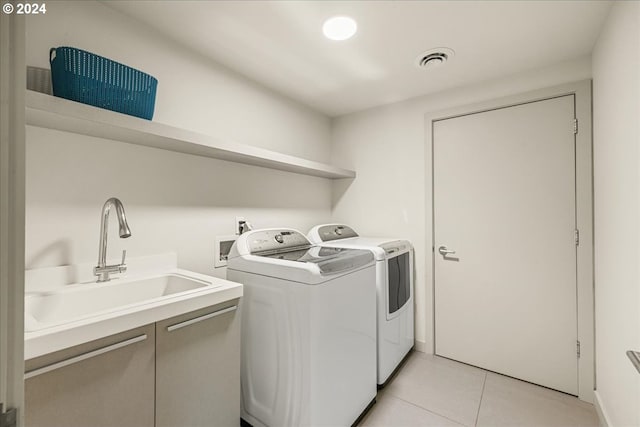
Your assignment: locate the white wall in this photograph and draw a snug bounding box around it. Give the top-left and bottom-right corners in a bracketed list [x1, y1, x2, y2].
[592, 2, 640, 426]
[331, 56, 592, 350]
[26, 1, 330, 163]
[25, 1, 333, 277]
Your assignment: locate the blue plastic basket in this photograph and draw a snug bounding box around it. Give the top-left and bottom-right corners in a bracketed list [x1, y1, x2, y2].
[50, 46, 158, 120]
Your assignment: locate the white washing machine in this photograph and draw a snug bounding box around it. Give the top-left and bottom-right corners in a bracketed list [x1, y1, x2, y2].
[227, 228, 377, 427]
[308, 224, 415, 386]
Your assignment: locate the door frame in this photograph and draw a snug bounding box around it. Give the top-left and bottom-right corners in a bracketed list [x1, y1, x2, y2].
[0, 6, 26, 427]
[424, 80, 594, 402]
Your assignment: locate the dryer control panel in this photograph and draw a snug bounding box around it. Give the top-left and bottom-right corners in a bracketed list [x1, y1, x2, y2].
[380, 240, 412, 255]
[315, 224, 359, 242]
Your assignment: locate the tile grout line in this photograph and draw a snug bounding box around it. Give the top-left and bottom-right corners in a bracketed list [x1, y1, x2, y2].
[474, 372, 488, 427]
[384, 392, 467, 427]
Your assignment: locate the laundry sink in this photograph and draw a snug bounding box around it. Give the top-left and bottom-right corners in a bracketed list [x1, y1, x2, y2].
[24, 256, 243, 361]
[25, 273, 217, 332]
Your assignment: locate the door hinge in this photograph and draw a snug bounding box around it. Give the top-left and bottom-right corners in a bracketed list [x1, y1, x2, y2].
[577, 340, 581, 358]
[0, 404, 17, 427]
[574, 229, 580, 246]
[573, 118, 578, 134]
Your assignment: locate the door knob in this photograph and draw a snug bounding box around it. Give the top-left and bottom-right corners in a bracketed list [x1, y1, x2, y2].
[438, 246, 456, 255]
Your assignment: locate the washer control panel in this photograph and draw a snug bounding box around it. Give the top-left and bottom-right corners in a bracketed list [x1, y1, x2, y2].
[249, 229, 311, 253]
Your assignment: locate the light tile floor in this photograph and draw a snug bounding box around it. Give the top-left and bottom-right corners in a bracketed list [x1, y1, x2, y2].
[359, 352, 599, 427]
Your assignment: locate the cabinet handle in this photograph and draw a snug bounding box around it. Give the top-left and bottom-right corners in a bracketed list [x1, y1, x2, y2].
[24, 334, 147, 379]
[628, 350, 640, 375]
[167, 305, 237, 332]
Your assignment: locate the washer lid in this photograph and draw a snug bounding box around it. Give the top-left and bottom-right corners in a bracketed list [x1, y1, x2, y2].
[228, 228, 375, 278]
[258, 246, 374, 275]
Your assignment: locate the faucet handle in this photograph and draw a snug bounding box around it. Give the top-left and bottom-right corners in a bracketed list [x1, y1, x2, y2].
[118, 249, 128, 274]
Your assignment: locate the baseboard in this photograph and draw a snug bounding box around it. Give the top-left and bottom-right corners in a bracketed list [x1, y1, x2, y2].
[414, 339, 430, 354]
[593, 390, 611, 427]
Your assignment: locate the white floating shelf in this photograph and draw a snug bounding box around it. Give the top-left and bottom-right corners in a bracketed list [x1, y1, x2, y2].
[25, 90, 355, 179]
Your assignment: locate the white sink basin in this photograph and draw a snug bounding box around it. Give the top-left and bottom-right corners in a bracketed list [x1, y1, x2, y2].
[24, 255, 244, 360]
[25, 273, 217, 332]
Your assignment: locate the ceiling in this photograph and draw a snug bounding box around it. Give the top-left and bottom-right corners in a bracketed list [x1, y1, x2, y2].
[105, 1, 613, 117]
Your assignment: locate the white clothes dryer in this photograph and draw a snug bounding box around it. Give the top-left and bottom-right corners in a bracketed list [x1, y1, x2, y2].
[307, 224, 415, 386]
[227, 228, 377, 427]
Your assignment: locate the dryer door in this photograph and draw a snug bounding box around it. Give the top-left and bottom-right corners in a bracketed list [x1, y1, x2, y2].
[387, 251, 411, 319]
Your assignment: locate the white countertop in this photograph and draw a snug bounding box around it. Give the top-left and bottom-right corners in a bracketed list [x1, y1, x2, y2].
[24, 255, 243, 360]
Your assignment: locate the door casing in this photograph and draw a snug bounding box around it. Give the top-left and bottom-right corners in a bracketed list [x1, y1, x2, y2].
[424, 80, 594, 402]
[0, 7, 26, 427]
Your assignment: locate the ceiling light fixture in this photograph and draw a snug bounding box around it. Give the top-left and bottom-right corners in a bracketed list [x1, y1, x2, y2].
[323, 16, 357, 41]
[415, 47, 455, 69]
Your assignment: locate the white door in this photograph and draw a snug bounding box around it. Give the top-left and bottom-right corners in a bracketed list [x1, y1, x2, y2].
[433, 95, 578, 395]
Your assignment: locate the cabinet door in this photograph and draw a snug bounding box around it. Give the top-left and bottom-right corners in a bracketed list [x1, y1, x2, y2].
[24, 324, 155, 427]
[156, 300, 241, 427]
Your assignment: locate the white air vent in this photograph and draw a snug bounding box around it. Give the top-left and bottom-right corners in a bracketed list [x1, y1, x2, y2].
[415, 48, 455, 69]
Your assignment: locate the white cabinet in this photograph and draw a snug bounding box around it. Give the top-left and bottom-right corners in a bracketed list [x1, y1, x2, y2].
[25, 324, 155, 427]
[156, 301, 241, 427]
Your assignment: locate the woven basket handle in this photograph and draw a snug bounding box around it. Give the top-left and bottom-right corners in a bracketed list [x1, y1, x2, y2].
[49, 48, 56, 64]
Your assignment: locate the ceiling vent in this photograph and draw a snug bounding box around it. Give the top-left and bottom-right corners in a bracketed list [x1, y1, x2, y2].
[416, 48, 455, 69]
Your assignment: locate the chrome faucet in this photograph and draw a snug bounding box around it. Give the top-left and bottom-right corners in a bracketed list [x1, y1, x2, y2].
[94, 197, 131, 282]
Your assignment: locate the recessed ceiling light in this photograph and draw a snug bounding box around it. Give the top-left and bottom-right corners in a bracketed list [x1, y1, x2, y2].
[415, 48, 455, 69]
[323, 16, 357, 41]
